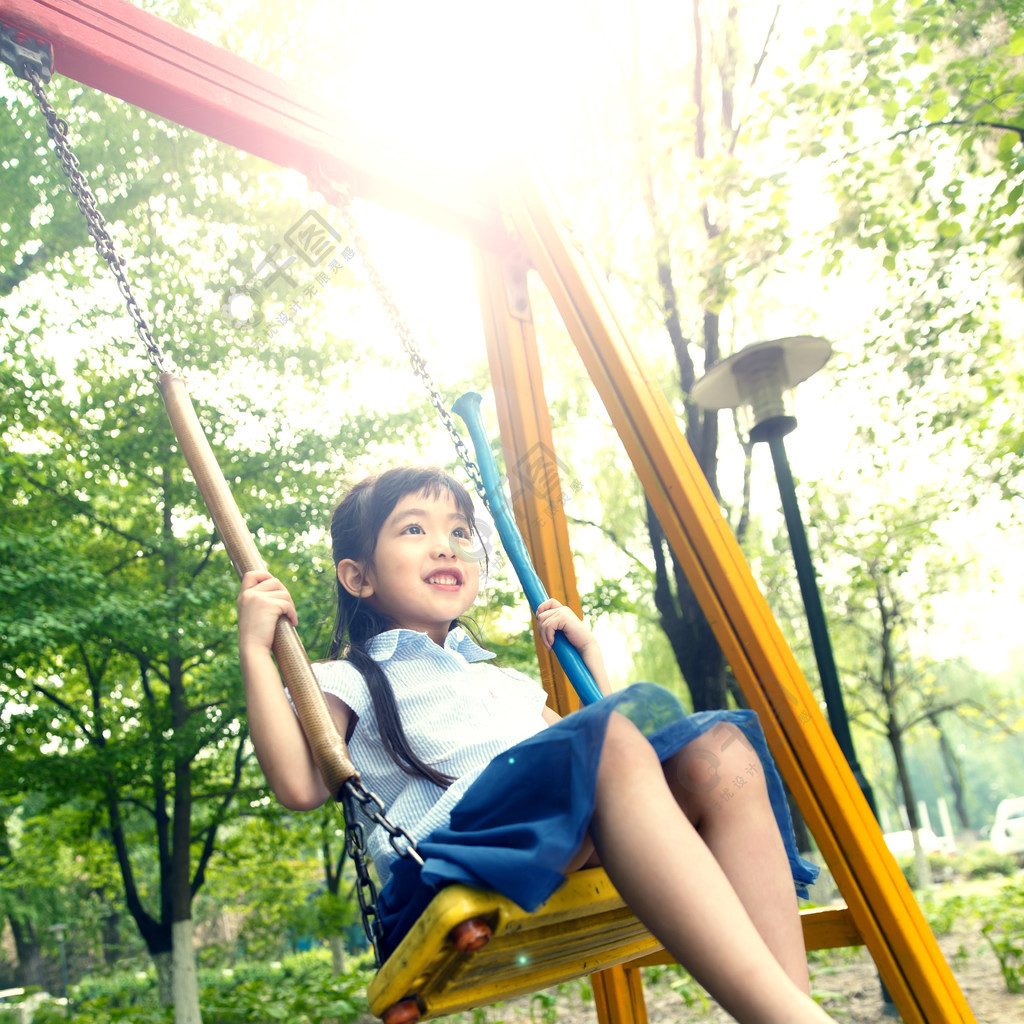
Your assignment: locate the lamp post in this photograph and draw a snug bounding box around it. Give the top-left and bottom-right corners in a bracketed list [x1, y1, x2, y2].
[691, 336, 877, 814]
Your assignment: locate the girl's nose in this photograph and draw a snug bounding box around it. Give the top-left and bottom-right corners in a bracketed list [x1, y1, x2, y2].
[431, 537, 454, 558]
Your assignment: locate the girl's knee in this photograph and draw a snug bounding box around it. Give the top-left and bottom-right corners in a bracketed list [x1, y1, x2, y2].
[668, 722, 764, 799]
[598, 711, 660, 777]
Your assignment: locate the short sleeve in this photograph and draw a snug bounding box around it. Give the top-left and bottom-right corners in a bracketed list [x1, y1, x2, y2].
[312, 660, 372, 730]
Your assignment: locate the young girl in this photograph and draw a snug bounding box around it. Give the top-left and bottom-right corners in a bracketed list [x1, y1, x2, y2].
[238, 466, 832, 1024]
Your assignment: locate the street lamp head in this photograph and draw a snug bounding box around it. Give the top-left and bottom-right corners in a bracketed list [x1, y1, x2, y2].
[690, 336, 832, 443]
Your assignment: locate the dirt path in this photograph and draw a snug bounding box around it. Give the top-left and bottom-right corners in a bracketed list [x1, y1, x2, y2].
[469, 920, 1019, 1023]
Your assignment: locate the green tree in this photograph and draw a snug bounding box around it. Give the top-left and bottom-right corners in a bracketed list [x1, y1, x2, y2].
[803, 481, 1016, 881]
[539, 0, 810, 712]
[788, 0, 1024, 494]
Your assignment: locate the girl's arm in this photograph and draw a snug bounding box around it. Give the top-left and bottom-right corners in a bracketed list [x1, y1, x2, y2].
[238, 570, 351, 811]
[534, 598, 613, 697]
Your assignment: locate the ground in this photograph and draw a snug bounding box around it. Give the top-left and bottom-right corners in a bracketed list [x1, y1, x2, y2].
[449, 917, 1019, 1023]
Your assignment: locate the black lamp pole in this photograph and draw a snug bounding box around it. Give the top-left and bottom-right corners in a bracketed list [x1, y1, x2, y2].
[690, 337, 878, 815]
[765, 432, 877, 815]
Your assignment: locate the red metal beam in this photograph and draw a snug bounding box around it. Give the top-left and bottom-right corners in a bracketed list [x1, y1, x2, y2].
[2, 0, 508, 249]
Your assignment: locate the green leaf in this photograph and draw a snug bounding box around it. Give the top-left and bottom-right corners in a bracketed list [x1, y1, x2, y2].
[997, 132, 1019, 161]
[1002, 28, 1024, 58]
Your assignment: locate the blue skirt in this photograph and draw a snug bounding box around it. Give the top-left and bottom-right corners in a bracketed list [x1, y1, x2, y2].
[378, 683, 818, 956]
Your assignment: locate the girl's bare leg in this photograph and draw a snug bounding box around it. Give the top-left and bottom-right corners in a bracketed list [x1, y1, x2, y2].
[586, 713, 831, 1024]
[664, 722, 812, 991]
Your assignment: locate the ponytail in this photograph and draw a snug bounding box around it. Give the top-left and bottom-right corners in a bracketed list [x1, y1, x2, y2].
[333, 591, 456, 789]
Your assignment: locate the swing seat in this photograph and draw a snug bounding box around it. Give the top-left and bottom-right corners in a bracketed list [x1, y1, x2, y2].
[368, 866, 863, 1023]
[368, 866, 661, 1022]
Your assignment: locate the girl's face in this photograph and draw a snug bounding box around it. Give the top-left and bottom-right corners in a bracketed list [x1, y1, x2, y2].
[346, 488, 480, 645]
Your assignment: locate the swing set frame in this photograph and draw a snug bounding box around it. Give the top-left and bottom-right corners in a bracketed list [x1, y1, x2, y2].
[1, 2, 977, 1023]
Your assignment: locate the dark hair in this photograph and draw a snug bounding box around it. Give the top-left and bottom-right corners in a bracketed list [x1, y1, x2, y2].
[327, 466, 481, 789]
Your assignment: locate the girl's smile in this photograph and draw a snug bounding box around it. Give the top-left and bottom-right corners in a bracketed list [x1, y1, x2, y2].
[425, 566, 464, 590]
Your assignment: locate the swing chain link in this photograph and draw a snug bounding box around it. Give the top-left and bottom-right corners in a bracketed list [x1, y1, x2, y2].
[23, 68, 171, 374]
[342, 778, 424, 968]
[329, 179, 492, 513]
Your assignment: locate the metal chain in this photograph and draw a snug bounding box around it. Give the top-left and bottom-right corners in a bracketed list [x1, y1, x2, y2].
[342, 778, 425, 967]
[341, 789, 385, 966]
[24, 68, 171, 374]
[23, 64, 483, 489]
[345, 777, 425, 865]
[329, 179, 491, 512]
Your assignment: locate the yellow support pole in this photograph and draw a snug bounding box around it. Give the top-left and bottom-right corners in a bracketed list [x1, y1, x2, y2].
[500, 167, 976, 1024]
[472, 245, 583, 716]
[473, 244, 647, 1024]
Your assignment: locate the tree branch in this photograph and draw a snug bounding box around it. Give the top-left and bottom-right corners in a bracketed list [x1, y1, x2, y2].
[565, 514, 652, 573]
[30, 680, 94, 742]
[18, 469, 154, 550]
[888, 118, 1024, 143]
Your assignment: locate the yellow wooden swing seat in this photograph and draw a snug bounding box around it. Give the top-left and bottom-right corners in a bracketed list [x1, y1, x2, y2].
[368, 866, 862, 1023]
[369, 868, 658, 1022]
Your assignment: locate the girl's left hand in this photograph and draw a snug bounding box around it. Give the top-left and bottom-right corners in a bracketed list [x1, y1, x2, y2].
[535, 598, 597, 653]
[535, 598, 613, 697]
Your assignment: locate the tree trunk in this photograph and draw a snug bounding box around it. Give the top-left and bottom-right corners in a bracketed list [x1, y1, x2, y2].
[8, 915, 45, 988]
[646, 502, 729, 711]
[172, 919, 202, 1024]
[100, 906, 122, 967]
[329, 934, 346, 975]
[929, 713, 970, 831]
[154, 949, 174, 1006]
[889, 725, 932, 888]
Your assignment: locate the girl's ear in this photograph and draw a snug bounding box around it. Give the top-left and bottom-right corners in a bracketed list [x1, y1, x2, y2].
[337, 559, 374, 598]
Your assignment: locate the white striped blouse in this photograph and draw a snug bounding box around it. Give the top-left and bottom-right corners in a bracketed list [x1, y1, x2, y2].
[313, 627, 549, 885]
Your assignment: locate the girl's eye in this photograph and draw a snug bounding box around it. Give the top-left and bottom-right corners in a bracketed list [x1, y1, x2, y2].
[452, 527, 471, 541]
[403, 524, 424, 535]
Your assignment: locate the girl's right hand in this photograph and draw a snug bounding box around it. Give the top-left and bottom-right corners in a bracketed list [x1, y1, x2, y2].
[237, 570, 298, 652]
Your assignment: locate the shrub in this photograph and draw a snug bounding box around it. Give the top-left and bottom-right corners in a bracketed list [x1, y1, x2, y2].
[919, 892, 966, 935]
[28, 949, 377, 1024]
[960, 846, 1019, 880]
[977, 877, 1024, 994]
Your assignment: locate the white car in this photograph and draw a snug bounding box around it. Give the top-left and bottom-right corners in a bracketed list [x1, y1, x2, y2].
[990, 797, 1024, 856]
[882, 828, 950, 856]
